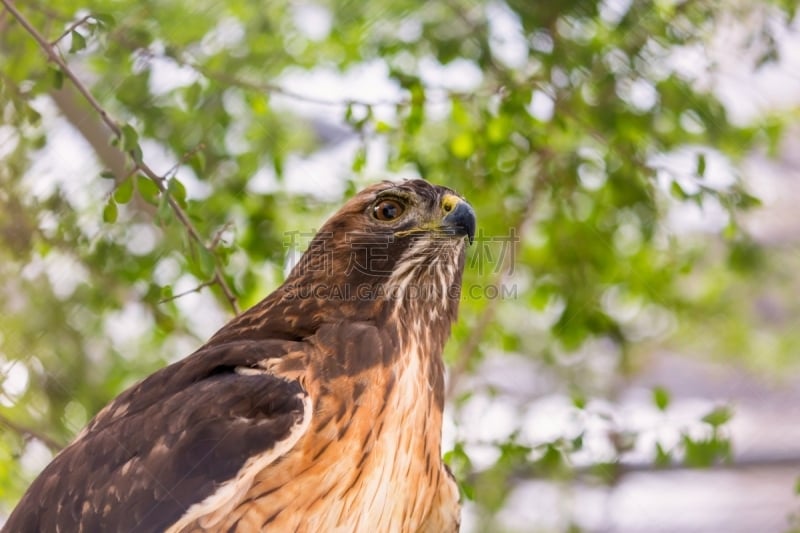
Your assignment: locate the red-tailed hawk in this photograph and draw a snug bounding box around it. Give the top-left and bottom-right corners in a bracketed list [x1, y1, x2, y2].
[4, 179, 475, 532]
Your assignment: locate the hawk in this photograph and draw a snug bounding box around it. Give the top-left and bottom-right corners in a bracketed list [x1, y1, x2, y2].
[4, 179, 475, 532]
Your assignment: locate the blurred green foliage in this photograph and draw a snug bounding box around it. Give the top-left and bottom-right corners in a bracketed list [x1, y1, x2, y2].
[0, 0, 797, 529]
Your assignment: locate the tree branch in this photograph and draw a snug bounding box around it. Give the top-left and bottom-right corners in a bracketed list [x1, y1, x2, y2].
[1, 1, 119, 137]
[2, 0, 240, 314]
[0, 412, 63, 452]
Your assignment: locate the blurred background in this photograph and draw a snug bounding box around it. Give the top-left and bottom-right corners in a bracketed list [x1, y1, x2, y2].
[1, 0, 799, 531]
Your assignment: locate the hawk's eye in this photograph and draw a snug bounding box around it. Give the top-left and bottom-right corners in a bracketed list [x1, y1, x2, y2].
[372, 199, 405, 221]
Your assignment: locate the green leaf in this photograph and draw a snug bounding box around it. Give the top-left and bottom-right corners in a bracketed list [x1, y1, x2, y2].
[25, 105, 42, 125]
[722, 221, 738, 240]
[535, 444, 567, 477]
[450, 99, 471, 127]
[160, 285, 173, 299]
[571, 390, 586, 409]
[248, 92, 269, 115]
[114, 179, 133, 204]
[702, 406, 733, 428]
[196, 246, 217, 278]
[69, 30, 87, 53]
[458, 479, 475, 501]
[352, 147, 367, 172]
[50, 68, 64, 89]
[670, 181, 690, 200]
[374, 120, 393, 133]
[683, 434, 732, 468]
[696, 153, 706, 177]
[184, 83, 202, 109]
[99, 170, 116, 180]
[733, 189, 762, 209]
[487, 116, 510, 144]
[530, 285, 554, 310]
[120, 124, 139, 152]
[136, 176, 160, 205]
[192, 151, 206, 173]
[157, 195, 173, 224]
[655, 442, 671, 467]
[131, 145, 143, 164]
[443, 441, 472, 475]
[344, 102, 354, 124]
[652, 386, 670, 411]
[168, 177, 187, 206]
[450, 132, 475, 158]
[102, 199, 118, 223]
[92, 13, 116, 28]
[154, 310, 176, 333]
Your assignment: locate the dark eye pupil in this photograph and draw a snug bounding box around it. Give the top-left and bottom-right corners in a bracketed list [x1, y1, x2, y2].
[382, 204, 397, 219]
[374, 200, 403, 221]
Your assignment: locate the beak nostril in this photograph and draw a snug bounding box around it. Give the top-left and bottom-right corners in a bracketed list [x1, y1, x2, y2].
[441, 198, 476, 245]
[442, 194, 459, 213]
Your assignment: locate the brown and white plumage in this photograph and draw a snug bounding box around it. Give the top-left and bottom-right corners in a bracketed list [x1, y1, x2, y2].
[3, 179, 475, 533]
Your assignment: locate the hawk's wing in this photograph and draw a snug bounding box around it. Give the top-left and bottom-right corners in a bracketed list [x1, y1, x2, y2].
[3, 340, 311, 533]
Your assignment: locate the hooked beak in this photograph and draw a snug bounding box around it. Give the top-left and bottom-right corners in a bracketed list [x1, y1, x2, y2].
[441, 195, 476, 245]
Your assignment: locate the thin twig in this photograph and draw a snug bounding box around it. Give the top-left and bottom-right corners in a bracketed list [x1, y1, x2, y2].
[162, 143, 206, 181]
[145, 45, 489, 110]
[2, 0, 240, 314]
[127, 44, 402, 108]
[193, 62, 506, 110]
[50, 14, 92, 46]
[209, 221, 234, 250]
[138, 162, 240, 312]
[159, 280, 215, 304]
[197, 66, 409, 109]
[0, 412, 63, 452]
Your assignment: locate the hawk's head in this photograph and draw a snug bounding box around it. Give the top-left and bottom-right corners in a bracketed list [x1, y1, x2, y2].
[218, 179, 474, 351]
[290, 179, 474, 314]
